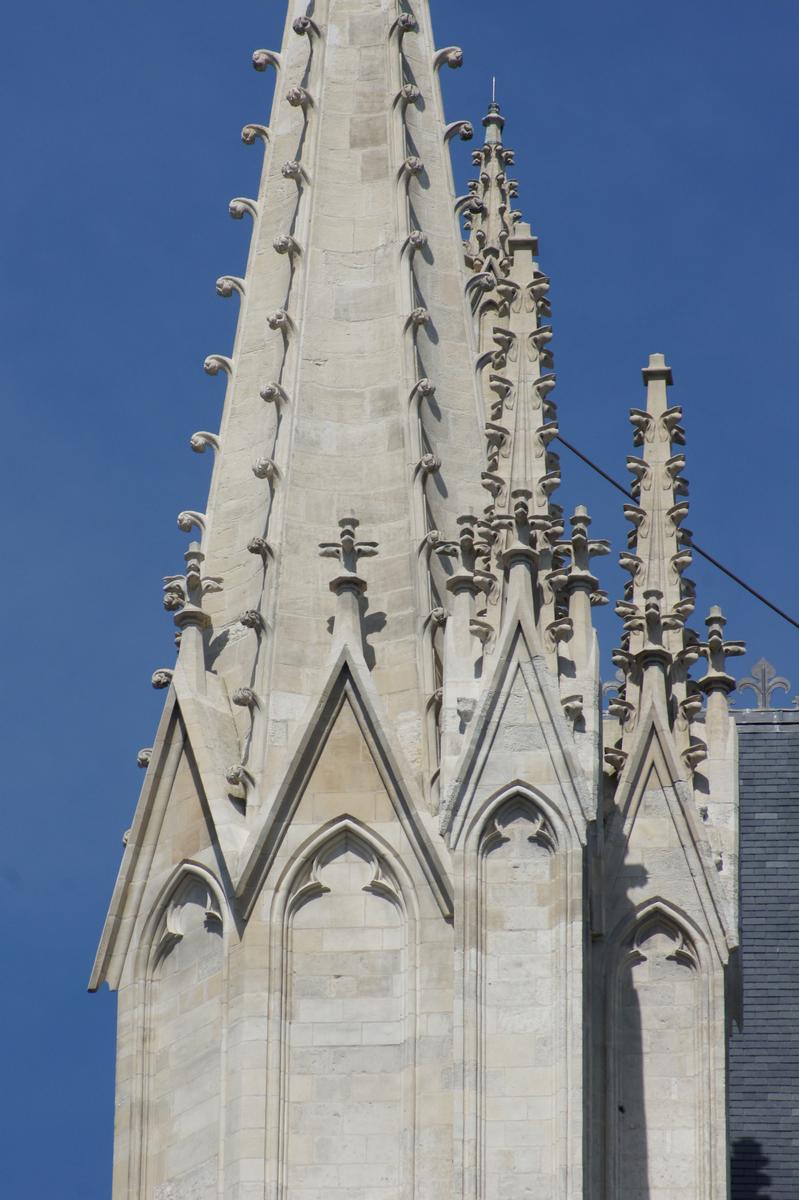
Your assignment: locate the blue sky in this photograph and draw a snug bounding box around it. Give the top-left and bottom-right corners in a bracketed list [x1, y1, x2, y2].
[1, 1, 798, 1192]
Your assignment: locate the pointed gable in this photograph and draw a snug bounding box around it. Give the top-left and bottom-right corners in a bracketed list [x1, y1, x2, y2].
[442, 611, 593, 849]
[237, 647, 452, 919]
[606, 708, 733, 960]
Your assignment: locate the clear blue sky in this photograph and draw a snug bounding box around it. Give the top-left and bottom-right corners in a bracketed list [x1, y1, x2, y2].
[1, 1, 798, 1193]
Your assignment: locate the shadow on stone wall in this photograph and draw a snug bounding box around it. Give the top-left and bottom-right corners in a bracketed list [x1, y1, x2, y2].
[731, 1136, 771, 1199]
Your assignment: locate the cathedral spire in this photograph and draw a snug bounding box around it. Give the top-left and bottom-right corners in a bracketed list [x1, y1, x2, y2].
[167, 0, 490, 804]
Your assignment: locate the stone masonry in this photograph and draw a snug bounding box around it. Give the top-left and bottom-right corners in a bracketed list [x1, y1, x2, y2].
[91, 3, 744, 1197]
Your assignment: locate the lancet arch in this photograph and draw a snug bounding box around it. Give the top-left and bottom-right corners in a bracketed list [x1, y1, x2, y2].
[133, 862, 230, 1199]
[456, 783, 580, 1200]
[266, 817, 419, 1200]
[605, 898, 718, 1200]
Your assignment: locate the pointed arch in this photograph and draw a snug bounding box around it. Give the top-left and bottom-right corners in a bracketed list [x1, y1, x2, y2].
[135, 859, 230, 980]
[463, 778, 576, 855]
[130, 861, 230, 1200]
[456, 782, 582, 1200]
[269, 813, 421, 927]
[605, 897, 721, 1199]
[266, 815, 419, 1200]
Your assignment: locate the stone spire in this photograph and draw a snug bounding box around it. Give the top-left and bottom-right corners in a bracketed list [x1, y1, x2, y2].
[172, 0, 487, 802]
[456, 97, 607, 765]
[606, 353, 744, 825]
[607, 354, 700, 763]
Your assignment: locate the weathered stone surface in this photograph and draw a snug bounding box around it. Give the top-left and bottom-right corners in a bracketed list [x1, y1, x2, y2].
[91, 2, 741, 1198]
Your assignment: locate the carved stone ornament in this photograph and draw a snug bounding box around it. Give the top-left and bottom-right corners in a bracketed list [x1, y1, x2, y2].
[736, 657, 794, 709]
[252, 457, 279, 481]
[281, 159, 305, 182]
[137, 748, 152, 768]
[401, 155, 424, 178]
[177, 510, 206, 534]
[216, 275, 245, 299]
[247, 536, 272, 559]
[190, 431, 220, 455]
[241, 123, 270, 145]
[232, 687, 258, 709]
[239, 609, 265, 632]
[444, 119, 474, 143]
[391, 12, 417, 37]
[292, 15, 320, 37]
[267, 308, 293, 332]
[260, 382, 290, 405]
[407, 306, 431, 329]
[396, 83, 421, 105]
[286, 85, 312, 110]
[229, 197, 258, 221]
[252, 48, 281, 72]
[273, 234, 301, 258]
[203, 354, 233, 377]
[151, 668, 174, 690]
[410, 377, 436, 405]
[433, 46, 464, 71]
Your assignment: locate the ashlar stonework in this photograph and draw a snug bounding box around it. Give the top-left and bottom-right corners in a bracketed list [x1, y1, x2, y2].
[91, 2, 742, 1197]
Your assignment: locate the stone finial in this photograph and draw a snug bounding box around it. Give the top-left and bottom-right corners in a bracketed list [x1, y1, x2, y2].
[695, 607, 745, 699]
[319, 518, 378, 596]
[319, 519, 378, 645]
[736, 656, 791, 709]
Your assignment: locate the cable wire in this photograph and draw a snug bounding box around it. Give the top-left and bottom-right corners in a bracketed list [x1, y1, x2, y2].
[555, 434, 799, 633]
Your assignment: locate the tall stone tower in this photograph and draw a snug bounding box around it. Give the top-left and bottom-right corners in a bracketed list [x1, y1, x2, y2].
[91, 3, 743, 1197]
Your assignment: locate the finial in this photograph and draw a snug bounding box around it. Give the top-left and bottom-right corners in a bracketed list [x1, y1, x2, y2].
[319, 518, 378, 646]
